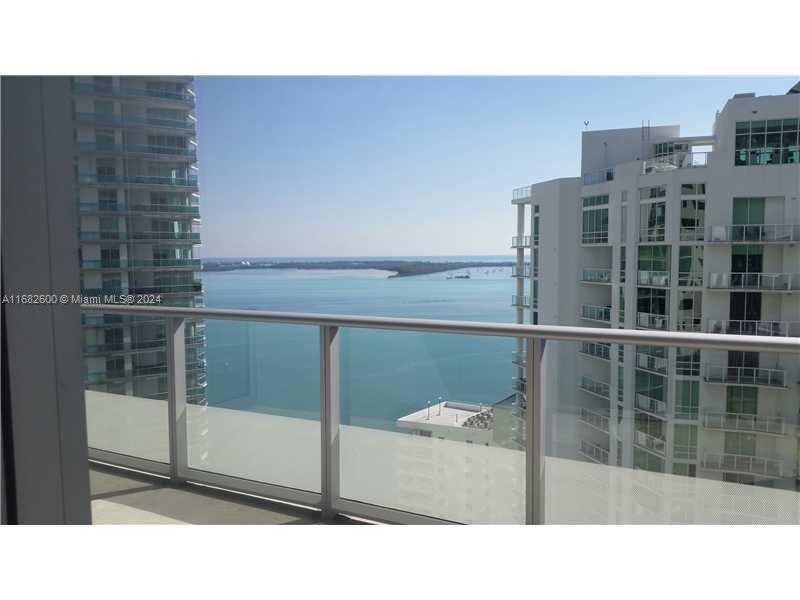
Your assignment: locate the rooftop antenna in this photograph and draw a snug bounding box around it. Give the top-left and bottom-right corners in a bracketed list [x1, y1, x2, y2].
[583, 120, 589, 130]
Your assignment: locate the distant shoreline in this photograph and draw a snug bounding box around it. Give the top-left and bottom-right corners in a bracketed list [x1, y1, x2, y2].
[202, 259, 514, 278]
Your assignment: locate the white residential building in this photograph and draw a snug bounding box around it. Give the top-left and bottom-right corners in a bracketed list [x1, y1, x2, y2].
[512, 84, 800, 489]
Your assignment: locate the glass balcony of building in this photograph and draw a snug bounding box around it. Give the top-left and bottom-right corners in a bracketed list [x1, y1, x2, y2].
[511, 294, 530, 308]
[706, 272, 800, 291]
[511, 185, 532, 202]
[580, 268, 612, 284]
[580, 304, 611, 323]
[703, 412, 786, 436]
[706, 223, 800, 243]
[511, 264, 532, 278]
[702, 364, 787, 388]
[578, 376, 610, 400]
[78, 172, 199, 190]
[637, 270, 670, 287]
[702, 453, 783, 479]
[639, 226, 665, 243]
[636, 312, 668, 330]
[74, 112, 196, 132]
[511, 350, 527, 366]
[635, 351, 667, 374]
[707, 319, 800, 337]
[128, 282, 203, 296]
[579, 341, 611, 361]
[677, 318, 702, 332]
[582, 167, 614, 185]
[634, 393, 666, 417]
[78, 141, 197, 161]
[642, 151, 711, 174]
[578, 439, 610, 464]
[677, 271, 703, 286]
[579, 407, 610, 433]
[633, 430, 666, 456]
[581, 230, 609, 244]
[72, 81, 196, 105]
[510, 235, 530, 248]
[679, 226, 705, 241]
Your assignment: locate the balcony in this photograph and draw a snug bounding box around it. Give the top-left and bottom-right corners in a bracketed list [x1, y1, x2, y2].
[129, 282, 203, 296]
[580, 304, 611, 323]
[78, 172, 199, 191]
[633, 430, 666, 456]
[702, 364, 787, 389]
[510, 235, 530, 248]
[581, 230, 609, 245]
[581, 268, 612, 284]
[639, 227, 665, 243]
[642, 151, 711, 174]
[702, 453, 783, 479]
[78, 142, 197, 161]
[74, 112, 196, 133]
[706, 272, 800, 291]
[81, 258, 202, 270]
[579, 341, 611, 361]
[72, 303, 800, 525]
[582, 167, 614, 186]
[578, 376, 610, 400]
[578, 440, 609, 464]
[703, 412, 786, 436]
[511, 264, 532, 278]
[677, 271, 703, 287]
[72, 81, 195, 105]
[511, 294, 530, 308]
[83, 337, 170, 355]
[79, 202, 201, 217]
[676, 318, 702, 332]
[706, 224, 800, 244]
[679, 226, 705, 242]
[637, 270, 670, 287]
[636, 312, 668, 330]
[512, 377, 527, 394]
[512, 185, 532, 202]
[707, 319, 800, 337]
[635, 351, 667, 374]
[634, 393, 666, 417]
[579, 408, 610, 433]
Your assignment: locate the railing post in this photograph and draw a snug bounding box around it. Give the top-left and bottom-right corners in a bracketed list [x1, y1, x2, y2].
[167, 317, 188, 482]
[320, 325, 340, 521]
[525, 336, 545, 525]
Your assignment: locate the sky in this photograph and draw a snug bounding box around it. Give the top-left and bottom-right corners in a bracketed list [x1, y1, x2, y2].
[194, 76, 798, 258]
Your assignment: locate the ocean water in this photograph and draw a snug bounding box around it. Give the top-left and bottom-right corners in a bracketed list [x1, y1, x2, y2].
[201, 258, 517, 429]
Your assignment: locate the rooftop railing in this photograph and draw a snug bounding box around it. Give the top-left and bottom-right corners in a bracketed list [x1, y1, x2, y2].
[512, 185, 532, 201]
[79, 303, 800, 525]
[582, 167, 614, 185]
[642, 151, 711, 174]
[707, 272, 800, 291]
[706, 224, 800, 243]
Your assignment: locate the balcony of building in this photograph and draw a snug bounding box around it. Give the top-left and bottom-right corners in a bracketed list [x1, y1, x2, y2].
[511, 264, 532, 278]
[579, 408, 610, 434]
[578, 439, 610, 464]
[78, 172, 199, 191]
[580, 304, 611, 323]
[678, 271, 703, 287]
[72, 81, 196, 107]
[706, 272, 800, 291]
[707, 319, 800, 337]
[639, 226, 666, 243]
[637, 270, 670, 287]
[580, 268, 612, 284]
[578, 376, 610, 400]
[706, 224, 800, 244]
[702, 364, 787, 389]
[702, 453, 783, 479]
[636, 312, 669, 330]
[581, 167, 614, 186]
[634, 393, 667, 418]
[511, 185, 532, 203]
[510, 235, 530, 248]
[633, 430, 666, 456]
[679, 226, 705, 242]
[74, 111, 196, 134]
[579, 341, 611, 361]
[511, 294, 530, 308]
[703, 412, 786, 436]
[79, 201, 201, 218]
[78, 141, 197, 162]
[642, 151, 711, 174]
[635, 350, 667, 374]
[511, 350, 527, 367]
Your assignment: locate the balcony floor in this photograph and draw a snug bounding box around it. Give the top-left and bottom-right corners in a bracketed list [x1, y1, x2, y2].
[89, 464, 355, 525]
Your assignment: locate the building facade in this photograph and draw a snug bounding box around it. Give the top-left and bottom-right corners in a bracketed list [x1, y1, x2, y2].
[73, 76, 206, 406]
[512, 86, 800, 489]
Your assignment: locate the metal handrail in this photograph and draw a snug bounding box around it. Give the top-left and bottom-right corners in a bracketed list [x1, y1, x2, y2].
[705, 224, 800, 243]
[703, 364, 787, 388]
[707, 272, 800, 291]
[703, 412, 785, 435]
[80, 304, 800, 353]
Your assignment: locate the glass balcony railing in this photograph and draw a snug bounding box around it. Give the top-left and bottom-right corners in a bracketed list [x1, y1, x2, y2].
[81, 258, 202, 269]
[78, 173, 199, 188]
[706, 224, 800, 243]
[582, 167, 614, 185]
[579, 341, 611, 361]
[77, 304, 800, 525]
[580, 268, 612, 284]
[511, 295, 530, 308]
[581, 230, 609, 244]
[707, 272, 800, 291]
[642, 151, 711, 174]
[79, 231, 201, 243]
[510, 235, 531, 248]
[75, 112, 196, 131]
[703, 364, 787, 388]
[128, 282, 202, 295]
[639, 226, 665, 243]
[511, 264, 532, 278]
[79, 202, 200, 216]
[78, 142, 197, 160]
[637, 270, 670, 287]
[702, 453, 783, 478]
[703, 412, 785, 436]
[677, 271, 703, 286]
[636, 312, 668, 330]
[580, 304, 611, 322]
[579, 408, 610, 433]
[635, 352, 667, 374]
[72, 82, 195, 104]
[578, 376, 610, 399]
[511, 350, 527, 366]
[707, 319, 800, 337]
[512, 185, 532, 201]
[679, 226, 705, 241]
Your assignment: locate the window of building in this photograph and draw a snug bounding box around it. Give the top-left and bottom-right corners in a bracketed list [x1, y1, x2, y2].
[97, 189, 118, 211]
[679, 198, 705, 240]
[725, 432, 757, 456]
[726, 386, 758, 415]
[673, 424, 698, 460]
[678, 246, 703, 286]
[676, 348, 700, 377]
[582, 194, 609, 208]
[635, 369, 665, 402]
[672, 463, 697, 477]
[732, 197, 765, 225]
[582, 207, 608, 244]
[634, 448, 664, 473]
[621, 204, 627, 242]
[680, 183, 706, 195]
[639, 185, 667, 200]
[619, 246, 626, 283]
[638, 245, 670, 273]
[654, 142, 688, 157]
[639, 201, 666, 241]
[637, 287, 667, 316]
[735, 118, 799, 165]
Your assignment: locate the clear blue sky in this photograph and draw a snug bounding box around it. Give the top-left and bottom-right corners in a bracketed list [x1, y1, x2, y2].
[195, 76, 797, 258]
